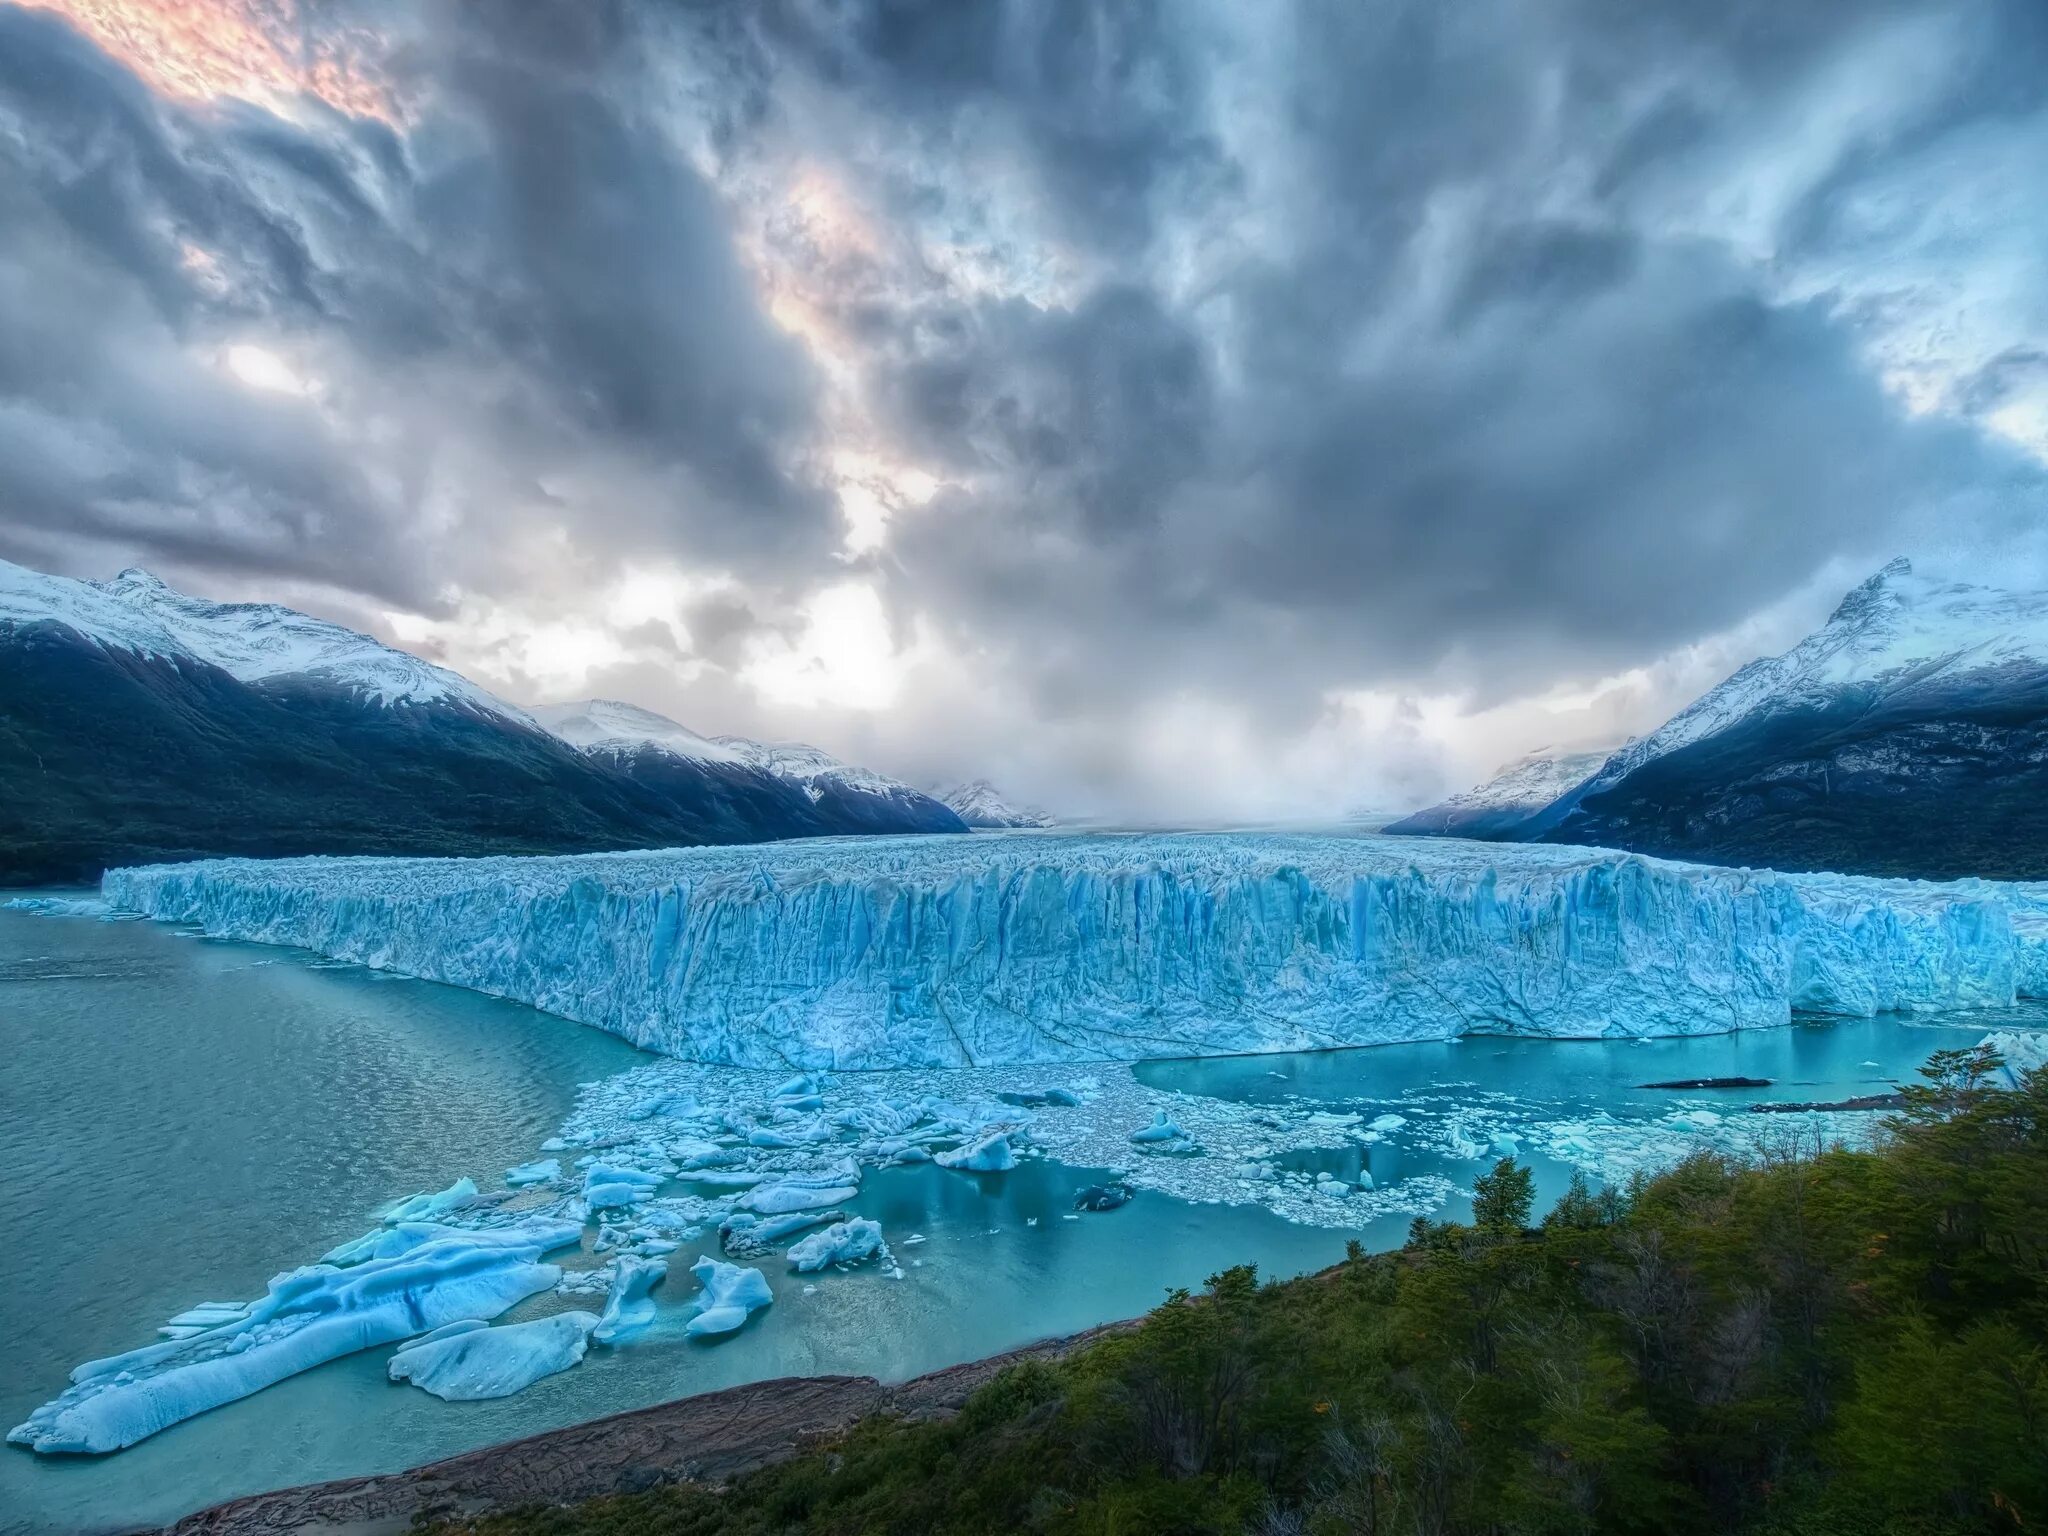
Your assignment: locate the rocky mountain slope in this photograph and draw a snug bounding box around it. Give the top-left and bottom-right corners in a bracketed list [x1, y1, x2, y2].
[1532, 559, 2048, 878]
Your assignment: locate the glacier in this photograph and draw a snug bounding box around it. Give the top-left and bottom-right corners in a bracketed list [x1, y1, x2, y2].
[102, 833, 2048, 1069]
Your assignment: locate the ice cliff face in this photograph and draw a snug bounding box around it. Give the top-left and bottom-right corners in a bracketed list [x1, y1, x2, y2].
[103, 833, 2048, 1070]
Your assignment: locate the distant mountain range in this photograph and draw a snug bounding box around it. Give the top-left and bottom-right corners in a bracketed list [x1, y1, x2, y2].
[530, 699, 963, 838]
[1390, 559, 2048, 880]
[936, 779, 1056, 829]
[0, 561, 962, 885]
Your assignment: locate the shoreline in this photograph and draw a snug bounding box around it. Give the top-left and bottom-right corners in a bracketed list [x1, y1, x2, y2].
[157, 1321, 1135, 1536]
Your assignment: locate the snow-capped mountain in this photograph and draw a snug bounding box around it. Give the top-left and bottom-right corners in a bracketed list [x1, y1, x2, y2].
[0, 562, 523, 720]
[0, 561, 959, 883]
[1382, 746, 1614, 840]
[938, 779, 1056, 829]
[534, 700, 965, 836]
[1532, 558, 2048, 879]
[530, 698, 749, 765]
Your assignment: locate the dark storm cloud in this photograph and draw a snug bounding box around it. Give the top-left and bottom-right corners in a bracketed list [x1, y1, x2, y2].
[682, 0, 1233, 257]
[707, 0, 2048, 720]
[4, 0, 2047, 787]
[0, 7, 413, 597]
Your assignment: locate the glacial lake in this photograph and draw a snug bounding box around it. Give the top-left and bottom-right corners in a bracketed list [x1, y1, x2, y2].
[0, 898, 2023, 1535]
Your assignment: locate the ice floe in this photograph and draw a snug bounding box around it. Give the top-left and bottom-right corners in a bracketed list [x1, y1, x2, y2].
[685, 1256, 773, 1337]
[383, 1177, 480, 1223]
[591, 1257, 666, 1344]
[505, 1158, 561, 1188]
[786, 1219, 889, 1273]
[9, 1219, 578, 1453]
[934, 1132, 1016, 1171]
[388, 1310, 599, 1400]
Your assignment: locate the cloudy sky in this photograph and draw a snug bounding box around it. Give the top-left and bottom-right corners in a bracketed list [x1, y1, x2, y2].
[2, 0, 2045, 818]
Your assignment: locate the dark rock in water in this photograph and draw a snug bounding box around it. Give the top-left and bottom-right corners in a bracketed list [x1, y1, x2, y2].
[1639, 1076, 1773, 1090]
[1073, 1182, 1134, 1212]
[999, 1087, 1084, 1108]
[1751, 1093, 1905, 1114]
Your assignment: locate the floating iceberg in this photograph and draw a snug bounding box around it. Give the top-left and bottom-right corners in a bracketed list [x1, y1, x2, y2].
[684, 1256, 773, 1337]
[102, 834, 2048, 1069]
[786, 1219, 888, 1272]
[720, 1209, 843, 1256]
[583, 1163, 663, 1209]
[383, 1177, 479, 1223]
[744, 1162, 861, 1214]
[388, 1310, 599, 1400]
[9, 1219, 579, 1454]
[935, 1132, 1017, 1171]
[592, 1257, 666, 1344]
[1130, 1111, 1188, 1145]
[505, 1158, 561, 1187]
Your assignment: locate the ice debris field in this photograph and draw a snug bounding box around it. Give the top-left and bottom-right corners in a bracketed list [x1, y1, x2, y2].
[16, 832, 2048, 1459]
[12, 1028, 2013, 1458]
[100, 833, 2048, 1067]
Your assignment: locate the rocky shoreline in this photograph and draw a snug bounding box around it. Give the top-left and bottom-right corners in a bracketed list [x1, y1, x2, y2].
[160, 1322, 1133, 1536]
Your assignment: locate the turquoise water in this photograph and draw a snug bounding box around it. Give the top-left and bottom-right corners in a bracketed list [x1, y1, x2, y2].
[0, 901, 2025, 1534]
[0, 906, 1337, 1535]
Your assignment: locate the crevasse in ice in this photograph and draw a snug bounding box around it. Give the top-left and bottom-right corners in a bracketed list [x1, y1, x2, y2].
[102, 833, 2048, 1068]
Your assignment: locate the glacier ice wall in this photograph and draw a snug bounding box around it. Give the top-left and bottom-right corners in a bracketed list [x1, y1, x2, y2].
[102, 833, 2048, 1069]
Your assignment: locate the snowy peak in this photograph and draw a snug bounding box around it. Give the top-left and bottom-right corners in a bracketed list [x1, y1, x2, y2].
[533, 698, 936, 806]
[1382, 744, 1614, 839]
[0, 558, 527, 721]
[1432, 748, 1613, 816]
[529, 699, 748, 766]
[939, 779, 1055, 829]
[1586, 557, 2048, 792]
[709, 737, 916, 800]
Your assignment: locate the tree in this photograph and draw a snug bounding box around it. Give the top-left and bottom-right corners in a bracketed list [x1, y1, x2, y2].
[1474, 1157, 1536, 1233]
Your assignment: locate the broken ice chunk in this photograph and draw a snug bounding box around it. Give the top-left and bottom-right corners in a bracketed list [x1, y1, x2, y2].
[1130, 1111, 1188, 1145]
[388, 1310, 599, 1400]
[592, 1257, 667, 1345]
[934, 1132, 1016, 1172]
[583, 1163, 663, 1209]
[505, 1158, 562, 1188]
[11, 1220, 579, 1453]
[719, 1209, 844, 1257]
[685, 1256, 773, 1337]
[382, 1177, 479, 1224]
[786, 1219, 888, 1273]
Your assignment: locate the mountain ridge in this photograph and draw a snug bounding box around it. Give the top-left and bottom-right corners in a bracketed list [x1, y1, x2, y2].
[0, 561, 962, 883]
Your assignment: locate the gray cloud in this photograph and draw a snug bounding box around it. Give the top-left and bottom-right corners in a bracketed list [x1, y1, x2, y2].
[3, 0, 2047, 812]
[0, 0, 838, 602]
[725, 0, 2048, 728]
